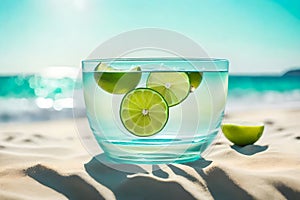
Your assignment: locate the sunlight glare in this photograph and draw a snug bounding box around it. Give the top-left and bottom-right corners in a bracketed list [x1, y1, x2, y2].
[73, 0, 86, 10]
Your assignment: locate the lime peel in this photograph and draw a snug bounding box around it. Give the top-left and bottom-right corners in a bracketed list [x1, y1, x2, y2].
[94, 63, 141, 94]
[186, 72, 203, 92]
[221, 122, 264, 146]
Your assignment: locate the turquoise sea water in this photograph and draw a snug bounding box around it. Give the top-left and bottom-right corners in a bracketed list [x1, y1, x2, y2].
[0, 74, 83, 122]
[227, 75, 300, 111]
[0, 74, 299, 122]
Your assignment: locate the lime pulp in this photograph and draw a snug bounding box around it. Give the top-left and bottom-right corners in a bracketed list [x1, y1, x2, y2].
[120, 88, 169, 137]
[146, 72, 190, 107]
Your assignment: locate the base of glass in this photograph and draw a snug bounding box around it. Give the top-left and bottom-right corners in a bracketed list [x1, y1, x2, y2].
[106, 152, 201, 164]
[97, 134, 217, 164]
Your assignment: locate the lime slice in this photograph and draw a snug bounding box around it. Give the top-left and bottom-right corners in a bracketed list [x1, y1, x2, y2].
[146, 72, 190, 107]
[120, 88, 169, 137]
[94, 63, 141, 94]
[186, 72, 203, 92]
[221, 122, 264, 146]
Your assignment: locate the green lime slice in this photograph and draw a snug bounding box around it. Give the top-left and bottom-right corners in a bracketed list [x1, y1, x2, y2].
[186, 72, 203, 92]
[221, 122, 265, 146]
[146, 72, 190, 107]
[94, 63, 141, 94]
[120, 88, 169, 137]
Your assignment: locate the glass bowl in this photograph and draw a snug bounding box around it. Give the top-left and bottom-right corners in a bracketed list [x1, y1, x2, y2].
[82, 58, 228, 164]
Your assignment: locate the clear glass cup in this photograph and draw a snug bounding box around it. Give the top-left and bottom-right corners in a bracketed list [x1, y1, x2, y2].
[82, 58, 228, 164]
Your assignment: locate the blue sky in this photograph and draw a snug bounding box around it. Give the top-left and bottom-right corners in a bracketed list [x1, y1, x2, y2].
[0, 0, 299, 74]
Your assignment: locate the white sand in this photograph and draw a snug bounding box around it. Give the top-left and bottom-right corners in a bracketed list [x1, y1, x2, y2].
[0, 108, 300, 200]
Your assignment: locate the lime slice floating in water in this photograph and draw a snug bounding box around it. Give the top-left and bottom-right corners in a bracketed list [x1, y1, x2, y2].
[186, 72, 203, 92]
[146, 72, 190, 107]
[94, 63, 141, 94]
[120, 88, 169, 137]
[221, 122, 265, 146]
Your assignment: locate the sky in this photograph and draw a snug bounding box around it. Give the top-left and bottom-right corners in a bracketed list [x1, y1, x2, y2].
[0, 0, 299, 74]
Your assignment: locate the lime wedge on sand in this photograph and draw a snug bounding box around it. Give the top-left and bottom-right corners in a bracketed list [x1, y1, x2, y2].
[221, 122, 264, 146]
[120, 88, 169, 137]
[146, 72, 190, 107]
[186, 72, 203, 92]
[94, 63, 141, 94]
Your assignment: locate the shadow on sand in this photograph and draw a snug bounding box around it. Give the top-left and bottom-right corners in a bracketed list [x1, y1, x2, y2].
[25, 164, 104, 200]
[84, 154, 196, 200]
[84, 154, 254, 200]
[25, 153, 259, 200]
[231, 145, 268, 155]
[168, 164, 253, 200]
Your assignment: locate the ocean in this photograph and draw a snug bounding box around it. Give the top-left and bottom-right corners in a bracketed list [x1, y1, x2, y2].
[227, 75, 300, 111]
[0, 72, 299, 123]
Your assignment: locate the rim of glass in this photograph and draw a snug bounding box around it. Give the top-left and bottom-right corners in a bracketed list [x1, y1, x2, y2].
[82, 57, 229, 72]
[82, 57, 228, 62]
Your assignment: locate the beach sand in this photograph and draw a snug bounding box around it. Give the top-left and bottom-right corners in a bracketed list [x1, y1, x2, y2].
[0, 108, 300, 200]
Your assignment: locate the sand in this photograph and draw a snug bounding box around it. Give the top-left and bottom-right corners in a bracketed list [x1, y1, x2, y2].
[0, 108, 300, 200]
